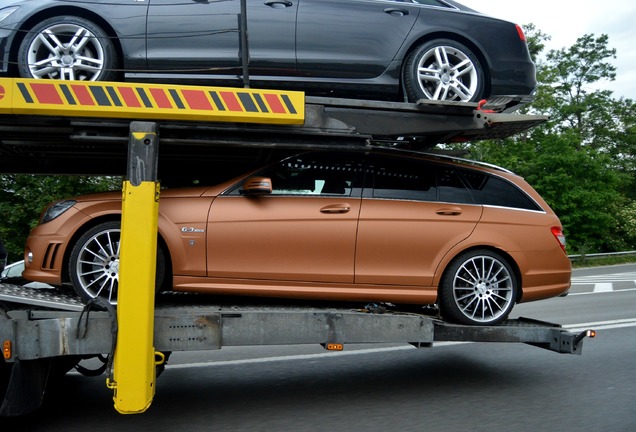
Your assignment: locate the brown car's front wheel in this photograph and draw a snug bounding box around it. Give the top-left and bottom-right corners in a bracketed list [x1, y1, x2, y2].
[68, 221, 166, 304]
[438, 249, 517, 325]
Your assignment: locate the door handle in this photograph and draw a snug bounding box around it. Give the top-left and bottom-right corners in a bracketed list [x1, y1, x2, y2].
[436, 207, 462, 216]
[320, 204, 351, 214]
[384, 8, 409, 17]
[265, 0, 293, 8]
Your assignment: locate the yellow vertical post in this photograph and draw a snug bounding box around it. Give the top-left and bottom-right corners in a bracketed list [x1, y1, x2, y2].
[109, 122, 160, 414]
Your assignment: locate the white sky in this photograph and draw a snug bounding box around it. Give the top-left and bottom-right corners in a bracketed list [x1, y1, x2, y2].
[458, 0, 636, 100]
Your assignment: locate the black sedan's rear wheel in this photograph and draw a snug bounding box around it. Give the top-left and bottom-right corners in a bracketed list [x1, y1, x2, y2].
[404, 39, 484, 103]
[18, 16, 119, 81]
[68, 221, 166, 304]
[438, 250, 517, 325]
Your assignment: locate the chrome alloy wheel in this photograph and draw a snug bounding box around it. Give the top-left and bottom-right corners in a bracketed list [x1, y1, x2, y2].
[26, 23, 106, 81]
[450, 255, 515, 324]
[415, 45, 478, 102]
[69, 220, 167, 305]
[74, 228, 121, 304]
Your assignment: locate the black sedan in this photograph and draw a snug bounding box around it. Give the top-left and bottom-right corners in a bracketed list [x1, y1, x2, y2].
[0, 0, 535, 110]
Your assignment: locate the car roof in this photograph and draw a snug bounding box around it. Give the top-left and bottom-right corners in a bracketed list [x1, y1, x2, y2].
[298, 147, 515, 175]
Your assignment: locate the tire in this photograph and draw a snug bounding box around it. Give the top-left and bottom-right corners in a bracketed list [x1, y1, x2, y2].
[68, 221, 166, 304]
[17, 16, 120, 81]
[403, 39, 484, 103]
[0, 358, 10, 407]
[438, 249, 517, 325]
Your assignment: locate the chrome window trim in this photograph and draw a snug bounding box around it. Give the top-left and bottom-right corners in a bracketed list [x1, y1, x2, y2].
[481, 204, 547, 214]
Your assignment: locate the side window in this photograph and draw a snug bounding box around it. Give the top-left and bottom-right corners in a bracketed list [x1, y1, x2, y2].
[371, 157, 476, 205]
[461, 170, 542, 211]
[438, 167, 473, 204]
[409, 0, 452, 7]
[372, 158, 437, 201]
[258, 154, 360, 196]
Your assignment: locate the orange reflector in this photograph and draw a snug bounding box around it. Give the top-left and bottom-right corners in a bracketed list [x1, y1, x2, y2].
[3, 340, 11, 359]
[587, 330, 596, 338]
[323, 343, 344, 351]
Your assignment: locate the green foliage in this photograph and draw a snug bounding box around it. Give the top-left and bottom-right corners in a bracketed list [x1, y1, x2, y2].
[522, 23, 551, 62]
[571, 254, 636, 268]
[464, 28, 636, 254]
[464, 131, 628, 253]
[524, 135, 628, 253]
[0, 175, 121, 261]
[616, 201, 636, 248]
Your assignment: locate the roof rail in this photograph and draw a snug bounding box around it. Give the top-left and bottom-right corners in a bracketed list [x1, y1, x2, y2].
[368, 146, 514, 174]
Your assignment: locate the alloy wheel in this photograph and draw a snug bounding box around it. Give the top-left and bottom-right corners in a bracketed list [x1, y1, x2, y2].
[26, 23, 106, 81]
[450, 254, 515, 324]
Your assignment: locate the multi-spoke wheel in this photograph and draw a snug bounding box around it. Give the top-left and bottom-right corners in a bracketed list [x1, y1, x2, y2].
[17, 16, 119, 81]
[404, 39, 484, 103]
[439, 250, 517, 325]
[69, 221, 166, 304]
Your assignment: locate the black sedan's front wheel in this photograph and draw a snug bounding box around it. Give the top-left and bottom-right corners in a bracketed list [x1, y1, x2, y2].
[438, 250, 517, 325]
[68, 221, 166, 304]
[17, 16, 120, 81]
[404, 39, 485, 103]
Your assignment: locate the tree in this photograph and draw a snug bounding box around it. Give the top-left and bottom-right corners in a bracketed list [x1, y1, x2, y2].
[0, 175, 121, 261]
[463, 129, 629, 252]
[461, 28, 636, 253]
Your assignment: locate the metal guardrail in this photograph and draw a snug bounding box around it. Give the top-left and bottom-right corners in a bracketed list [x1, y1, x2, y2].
[569, 251, 636, 262]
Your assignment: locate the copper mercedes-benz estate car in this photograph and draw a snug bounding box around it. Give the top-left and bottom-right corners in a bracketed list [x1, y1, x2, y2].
[22, 150, 570, 325]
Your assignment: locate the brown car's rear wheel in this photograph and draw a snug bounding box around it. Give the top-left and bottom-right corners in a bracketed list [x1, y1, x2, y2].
[439, 249, 517, 325]
[68, 221, 165, 304]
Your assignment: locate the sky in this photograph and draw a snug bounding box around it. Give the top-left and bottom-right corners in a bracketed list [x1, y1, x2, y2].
[458, 0, 636, 100]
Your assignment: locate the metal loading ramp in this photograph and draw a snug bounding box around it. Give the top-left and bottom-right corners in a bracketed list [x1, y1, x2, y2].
[0, 79, 546, 179]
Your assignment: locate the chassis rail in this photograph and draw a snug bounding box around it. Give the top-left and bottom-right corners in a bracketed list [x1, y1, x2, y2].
[1, 282, 593, 417]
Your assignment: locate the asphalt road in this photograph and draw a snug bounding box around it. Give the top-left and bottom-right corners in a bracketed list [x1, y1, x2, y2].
[6, 264, 636, 432]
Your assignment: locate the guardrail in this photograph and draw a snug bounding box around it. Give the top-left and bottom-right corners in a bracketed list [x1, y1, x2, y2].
[569, 251, 636, 262]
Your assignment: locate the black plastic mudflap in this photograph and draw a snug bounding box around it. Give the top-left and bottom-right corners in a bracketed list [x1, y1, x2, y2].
[0, 358, 53, 417]
[432, 317, 593, 355]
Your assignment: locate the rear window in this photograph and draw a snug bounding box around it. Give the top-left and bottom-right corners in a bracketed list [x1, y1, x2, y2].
[461, 170, 542, 211]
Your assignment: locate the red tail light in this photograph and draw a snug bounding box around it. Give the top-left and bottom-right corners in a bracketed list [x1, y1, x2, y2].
[551, 227, 567, 253]
[515, 24, 526, 42]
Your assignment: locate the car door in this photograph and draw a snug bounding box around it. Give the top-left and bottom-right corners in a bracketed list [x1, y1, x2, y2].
[146, 0, 296, 76]
[355, 156, 482, 286]
[296, 0, 420, 78]
[206, 153, 363, 283]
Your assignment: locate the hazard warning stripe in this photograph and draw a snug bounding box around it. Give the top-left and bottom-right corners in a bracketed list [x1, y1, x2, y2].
[106, 86, 123, 106]
[137, 88, 154, 108]
[0, 78, 305, 125]
[60, 85, 77, 105]
[169, 89, 185, 109]
[16, 82, 33, 103]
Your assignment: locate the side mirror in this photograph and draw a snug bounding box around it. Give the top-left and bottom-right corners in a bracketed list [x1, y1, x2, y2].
[241, 176, 272, 196]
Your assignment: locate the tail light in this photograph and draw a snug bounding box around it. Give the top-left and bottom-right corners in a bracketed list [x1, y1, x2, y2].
[551, 227, 567, 253]
[515, 24, 527, 42]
